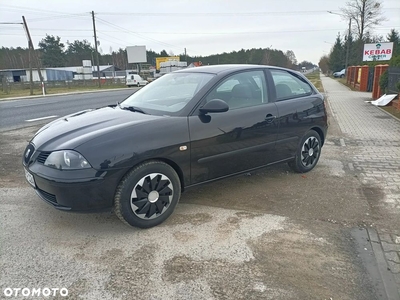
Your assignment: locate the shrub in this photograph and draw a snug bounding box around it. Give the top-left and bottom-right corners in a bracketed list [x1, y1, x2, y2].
[379, 70, 388, 93]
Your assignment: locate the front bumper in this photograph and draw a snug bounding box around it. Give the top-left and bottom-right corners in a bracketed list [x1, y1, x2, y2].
[25, 163, 127, 212]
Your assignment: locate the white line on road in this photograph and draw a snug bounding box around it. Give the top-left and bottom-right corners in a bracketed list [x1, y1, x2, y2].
[25, 115, 58, 122]
[15, 102, 54, 108]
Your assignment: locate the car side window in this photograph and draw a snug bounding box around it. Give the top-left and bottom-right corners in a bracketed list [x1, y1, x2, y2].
[271, 70, 312, 101]
[217, 79, 239, 92]
[206, 70, 268, 110]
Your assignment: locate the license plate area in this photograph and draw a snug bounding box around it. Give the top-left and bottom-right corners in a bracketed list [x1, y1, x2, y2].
[24, 169, 36, 187]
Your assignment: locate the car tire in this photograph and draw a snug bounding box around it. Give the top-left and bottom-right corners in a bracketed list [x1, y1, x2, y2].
[340, 74, 345, 78]
[137, 82, 140, 87]
[288, 130, 322, 173]
[114, 160, 181, 228]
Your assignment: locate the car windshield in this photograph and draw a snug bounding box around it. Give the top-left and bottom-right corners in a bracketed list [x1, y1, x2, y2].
[121, 72, 215, 115]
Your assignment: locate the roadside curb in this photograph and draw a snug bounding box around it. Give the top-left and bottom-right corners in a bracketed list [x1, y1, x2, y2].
[375, 106, 400, 123]
[351, 228, 400, 300]
[367, 228, 400, 300]
[0, 87, 132, 102]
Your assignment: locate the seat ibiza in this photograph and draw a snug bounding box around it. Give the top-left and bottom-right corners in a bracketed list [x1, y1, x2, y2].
[23, 65, 328, 228]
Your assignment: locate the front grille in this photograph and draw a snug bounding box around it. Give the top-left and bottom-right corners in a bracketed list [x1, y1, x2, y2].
[37, 189, 57, 204]
[37, 152, 51, 164]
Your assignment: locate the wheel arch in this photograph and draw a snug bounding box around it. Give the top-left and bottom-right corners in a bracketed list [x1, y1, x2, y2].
[310, 126, 325, 146]
[154, 157, 185, 192]
[117, 157, 186, 194]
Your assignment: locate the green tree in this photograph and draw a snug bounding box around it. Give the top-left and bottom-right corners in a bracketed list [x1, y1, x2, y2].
[160, 50, 168, 57]
[66, 39, 94, 66]
[387, 29, 400, 56]
[329, 33, 345, 71]
[341, 0, 386, 41]
[0, 47, 32, 69]
[38, 35, 66, 67]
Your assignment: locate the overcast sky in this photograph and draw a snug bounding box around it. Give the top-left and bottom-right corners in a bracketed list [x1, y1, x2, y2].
[1, 0, 399, 64]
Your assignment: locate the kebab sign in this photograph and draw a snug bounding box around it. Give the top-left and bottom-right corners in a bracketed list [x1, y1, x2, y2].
[363, 42, 394, 61]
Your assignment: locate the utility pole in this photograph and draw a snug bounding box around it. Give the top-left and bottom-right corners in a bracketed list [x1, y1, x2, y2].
[345, 19, 352, 69]
[22, 16, 33, 95]
[92, 11, 101, 87]
[184, 48, 187, 62]
[22, 16, 46, 94]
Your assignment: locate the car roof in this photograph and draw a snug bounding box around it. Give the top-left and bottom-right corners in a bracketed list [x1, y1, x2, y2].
[174, 64, 291, 75]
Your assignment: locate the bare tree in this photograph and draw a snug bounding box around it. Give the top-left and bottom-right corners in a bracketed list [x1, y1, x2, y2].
[341, 0, 386, 40]
[285, 50, 297, 68]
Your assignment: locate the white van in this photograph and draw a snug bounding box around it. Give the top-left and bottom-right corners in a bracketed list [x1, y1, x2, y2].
[126, 74, 148, 87]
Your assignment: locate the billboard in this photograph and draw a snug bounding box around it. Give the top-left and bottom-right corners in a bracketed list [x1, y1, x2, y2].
[156, 56, 180, 70]
[126, 46, 147, 63]
[363, 42, 393, 61]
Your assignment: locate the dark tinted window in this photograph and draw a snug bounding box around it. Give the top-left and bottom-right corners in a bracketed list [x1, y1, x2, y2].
[271, 70, 312, 100]
[206, 70, 268, 110]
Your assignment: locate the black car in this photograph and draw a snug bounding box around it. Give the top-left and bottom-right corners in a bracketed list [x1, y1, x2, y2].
[23, 65, 328, 228]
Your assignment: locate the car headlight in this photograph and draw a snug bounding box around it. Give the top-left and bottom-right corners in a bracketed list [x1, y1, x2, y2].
[44, 150, 91, 170]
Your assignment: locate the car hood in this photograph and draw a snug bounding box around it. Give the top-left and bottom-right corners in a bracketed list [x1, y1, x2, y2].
[31, 106, 162, 151]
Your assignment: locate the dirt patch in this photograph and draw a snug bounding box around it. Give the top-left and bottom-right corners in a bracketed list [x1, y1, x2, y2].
[167, 212, 213, 226]
[248, 221, 377, 300]
[0, 126, 39, 188]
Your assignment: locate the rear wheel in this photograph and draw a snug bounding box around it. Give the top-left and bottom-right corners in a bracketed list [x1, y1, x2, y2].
[137, 82, 140, 87]
[114, 161, 181, 228]
[288, 130, 322, 173]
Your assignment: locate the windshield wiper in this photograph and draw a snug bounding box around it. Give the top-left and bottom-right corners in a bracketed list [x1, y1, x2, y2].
[118, 102, 147, 114]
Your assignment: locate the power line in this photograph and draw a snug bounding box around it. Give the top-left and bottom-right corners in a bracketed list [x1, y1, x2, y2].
[95, 17, 193, 53]
[97, 31, 131, 48]
[2, 4, 82, 15]
[95, 8, 399, 17]
[28, 13, 89, 22]
[5, 13, 89, 24]
[0, 33, 93, 38]
[2, 26, 398, 36]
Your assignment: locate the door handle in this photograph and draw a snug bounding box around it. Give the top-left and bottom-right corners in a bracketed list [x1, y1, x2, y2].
[265, 114, 276, 123]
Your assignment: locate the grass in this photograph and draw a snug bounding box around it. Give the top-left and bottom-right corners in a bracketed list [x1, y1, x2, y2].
[305, 71, 323, 92]
[0, 84, 127, 100]
[381, 105, 400, 119]
[337, 78, 358, 91]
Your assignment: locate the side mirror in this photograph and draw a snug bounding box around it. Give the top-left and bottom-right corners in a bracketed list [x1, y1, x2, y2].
[199, 99, 229, 114]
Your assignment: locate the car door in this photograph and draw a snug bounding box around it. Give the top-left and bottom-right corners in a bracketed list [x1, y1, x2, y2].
[188, 70, 279, 184]
[269, 69, 325, 160]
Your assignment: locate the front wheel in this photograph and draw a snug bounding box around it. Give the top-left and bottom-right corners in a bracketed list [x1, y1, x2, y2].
[114, 161, 181, 228]
[288, 130, 322, 173]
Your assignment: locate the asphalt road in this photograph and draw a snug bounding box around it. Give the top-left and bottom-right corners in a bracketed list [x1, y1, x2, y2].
[0, 88, 137, 132]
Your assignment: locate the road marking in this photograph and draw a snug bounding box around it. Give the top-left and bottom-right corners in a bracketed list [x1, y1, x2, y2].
[15, 102, 54, 108]
[25, 115, 58, 122]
